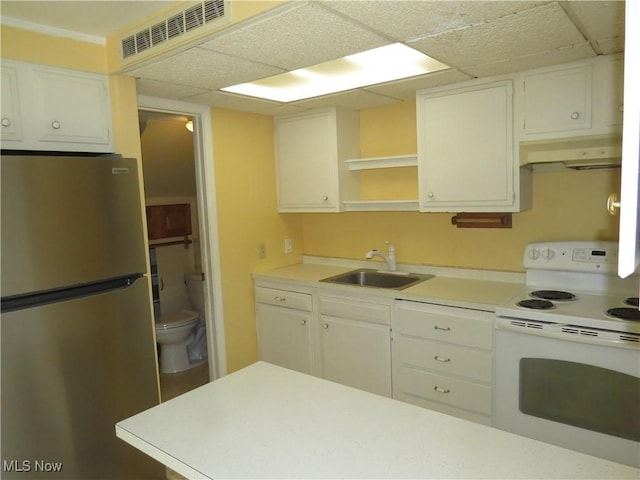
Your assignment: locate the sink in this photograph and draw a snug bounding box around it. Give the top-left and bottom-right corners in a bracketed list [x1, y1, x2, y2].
[320, 269, 433, 290]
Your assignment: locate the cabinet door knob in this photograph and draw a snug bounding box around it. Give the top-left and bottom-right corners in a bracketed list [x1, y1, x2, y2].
[1, 117, 11, 127]
[322, 195, 329, 202]
[51, 120, 61, 130]
[300, 319, 307, 326]
[434, 386, 450, 394]
[618, 104, 624, 113]
[427, 192, 434, 199]
[323, 323, 329, 329]
[570, 112, 580, 120]
[607, 193, 620, 215]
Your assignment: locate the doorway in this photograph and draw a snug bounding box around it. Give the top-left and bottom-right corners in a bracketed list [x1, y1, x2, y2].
[137, 96, 226, 390]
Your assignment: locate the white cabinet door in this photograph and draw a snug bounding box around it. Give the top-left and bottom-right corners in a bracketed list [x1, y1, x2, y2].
[274, 108, 359, 213]
[0, 60, 113, 152]
[256, 304, 313, 375]
[618, 0, 640, 279]
[418, 80, 518, 212]
[320, 315, 391, 397]
[522, 65, 592, 136]
[32, 68, 112, 147]
[0, 65, 23, 142]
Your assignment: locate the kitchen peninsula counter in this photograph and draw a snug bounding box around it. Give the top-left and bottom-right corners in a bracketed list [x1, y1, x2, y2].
[116, 362, 639, 479]
[253, 259, 525, 310]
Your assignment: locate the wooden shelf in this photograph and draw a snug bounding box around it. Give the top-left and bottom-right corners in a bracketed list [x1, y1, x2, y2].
[346, 154, 417, 171]
[342, 200, 419, 212]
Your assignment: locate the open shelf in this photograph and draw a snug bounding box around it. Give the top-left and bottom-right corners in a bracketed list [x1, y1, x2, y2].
[346, 154, 417, 171]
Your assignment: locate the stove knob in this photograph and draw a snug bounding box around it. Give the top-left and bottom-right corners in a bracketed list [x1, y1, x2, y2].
[542, 248, 555, 260]
[527, 248, 540, 260]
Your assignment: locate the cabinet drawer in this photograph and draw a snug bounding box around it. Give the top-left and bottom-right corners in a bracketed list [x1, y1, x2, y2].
[394, 366, 492, 415]
[255, 287, 312, 312]
[394, 336, 492, 383]
[395, 301, 493, 349]
[319, 295, 390, 325]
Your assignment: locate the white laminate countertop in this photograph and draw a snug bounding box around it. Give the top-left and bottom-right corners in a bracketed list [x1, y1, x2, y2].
[253, 260, 525, 310]
[116, 362, 639, 479]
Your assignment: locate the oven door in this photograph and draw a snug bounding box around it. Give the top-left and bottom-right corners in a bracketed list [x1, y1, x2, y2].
[495, 318, 640, 468]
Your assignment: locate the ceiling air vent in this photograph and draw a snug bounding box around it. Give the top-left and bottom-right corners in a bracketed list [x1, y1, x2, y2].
[121, 0, 229, 61]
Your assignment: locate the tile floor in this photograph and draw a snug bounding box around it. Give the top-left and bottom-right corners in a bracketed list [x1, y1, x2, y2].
[159, 362, 211, 479]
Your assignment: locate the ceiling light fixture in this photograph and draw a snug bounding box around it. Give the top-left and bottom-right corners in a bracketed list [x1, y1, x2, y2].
[185, 120, 193, 132]
[221, 43, 450, 103]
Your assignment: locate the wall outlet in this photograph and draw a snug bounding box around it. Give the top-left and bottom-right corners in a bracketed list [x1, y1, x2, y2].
[284, 238, 293, 254]
[257, 242, 266, 259]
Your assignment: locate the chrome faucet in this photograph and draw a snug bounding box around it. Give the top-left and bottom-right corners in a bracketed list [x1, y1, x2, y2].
[366, 241, 397, 272]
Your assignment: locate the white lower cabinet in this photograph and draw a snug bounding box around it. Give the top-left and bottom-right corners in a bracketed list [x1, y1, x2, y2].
[255, 285, 313, 375]
[318, 294, 392, 397]
[393, 300, 494, 426]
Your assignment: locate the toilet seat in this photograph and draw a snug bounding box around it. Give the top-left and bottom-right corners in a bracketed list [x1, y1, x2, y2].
[155, 310, 198, 330]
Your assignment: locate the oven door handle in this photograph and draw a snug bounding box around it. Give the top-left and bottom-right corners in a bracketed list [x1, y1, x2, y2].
[495, 317, 639, 349]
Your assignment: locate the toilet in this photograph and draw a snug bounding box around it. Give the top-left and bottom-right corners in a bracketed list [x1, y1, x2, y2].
[154, 272, 208, 374]
[155, 310, 199, 374]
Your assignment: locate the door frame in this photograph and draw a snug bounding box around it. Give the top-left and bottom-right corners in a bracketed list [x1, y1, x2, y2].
[137, 95, 227, 379]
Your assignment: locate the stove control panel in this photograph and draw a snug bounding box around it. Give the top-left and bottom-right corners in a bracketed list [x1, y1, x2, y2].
[524, 241, 618, 273]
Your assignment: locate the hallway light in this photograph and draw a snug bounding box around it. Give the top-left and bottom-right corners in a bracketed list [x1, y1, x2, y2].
[185, 120, 194, 132]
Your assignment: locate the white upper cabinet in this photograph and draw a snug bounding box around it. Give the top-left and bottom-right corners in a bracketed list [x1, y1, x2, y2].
[522, 64, 593, 136]
[417, 78, 530, 213]
[518, 55, 623, 142]
[274, 107, 359, 213]
[1, 65, 23, 142]
[1, 60, 113, 153]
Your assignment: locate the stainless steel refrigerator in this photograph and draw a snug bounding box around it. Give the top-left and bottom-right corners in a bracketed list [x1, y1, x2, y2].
[1, 154, 164, 479]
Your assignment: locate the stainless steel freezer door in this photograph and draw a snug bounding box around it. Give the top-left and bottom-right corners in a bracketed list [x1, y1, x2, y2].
[1, 278, 163, 479]
[1, 155, 149, 297]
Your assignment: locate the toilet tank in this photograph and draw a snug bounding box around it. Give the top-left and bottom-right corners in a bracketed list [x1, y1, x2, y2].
[185, 272, 205, 316]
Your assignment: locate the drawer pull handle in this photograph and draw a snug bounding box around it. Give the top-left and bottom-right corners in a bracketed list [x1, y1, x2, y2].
[323, 323, 329, 329]
[1, 117, 11, 127]
[434, 386, 450, 394]
[434, 325, 451, 331]
[52, 120, 61, 129]
[300, 320, 307, 326]
[434, 355, 451, 363]
[274, 296, 286, 302]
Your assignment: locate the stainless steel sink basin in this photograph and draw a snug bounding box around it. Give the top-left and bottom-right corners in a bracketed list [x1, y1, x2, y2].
[320, 269, 433, 290]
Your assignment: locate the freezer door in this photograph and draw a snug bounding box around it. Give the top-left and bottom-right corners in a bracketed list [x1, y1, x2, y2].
[1, 278, 163, 479]
[1, 155, 148, 297]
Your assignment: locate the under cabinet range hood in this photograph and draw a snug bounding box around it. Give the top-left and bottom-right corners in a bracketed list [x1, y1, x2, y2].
[520, 135, 622, 171]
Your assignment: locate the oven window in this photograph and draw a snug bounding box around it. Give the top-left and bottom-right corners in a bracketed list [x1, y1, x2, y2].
[519, 358, 640, 442]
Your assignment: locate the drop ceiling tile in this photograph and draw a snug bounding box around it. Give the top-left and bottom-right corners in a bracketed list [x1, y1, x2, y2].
[184, 91, 307, 117]
[135, 78, 208, 99]
[196, 2, 389, 70]
[292, 89, 401, 110]
[321, 0, 548, 41]
[464, 43, 596, 78]
[365, 70, 473, 100]
[567, 0, 625, 40]
[127, 47, 284, 90]
[408, 3, 587, 71]
[596, 37, 625, 56]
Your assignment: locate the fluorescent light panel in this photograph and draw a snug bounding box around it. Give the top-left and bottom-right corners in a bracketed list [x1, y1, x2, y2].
[221, 43, 450, 102]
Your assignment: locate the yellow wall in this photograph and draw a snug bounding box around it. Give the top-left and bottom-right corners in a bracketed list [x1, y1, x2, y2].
[211, 108, 303, 372]
[303, 102, 620, 273]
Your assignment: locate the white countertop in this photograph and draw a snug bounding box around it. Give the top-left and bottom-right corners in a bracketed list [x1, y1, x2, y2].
[253, 260, 525, 310]
[116, 362, 639, 479]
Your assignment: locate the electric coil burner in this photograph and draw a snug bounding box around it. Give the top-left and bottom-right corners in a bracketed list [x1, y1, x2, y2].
[517, 299, 554, 310]
[530, 290, 576, 301]
[606, 307, 640, 321]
